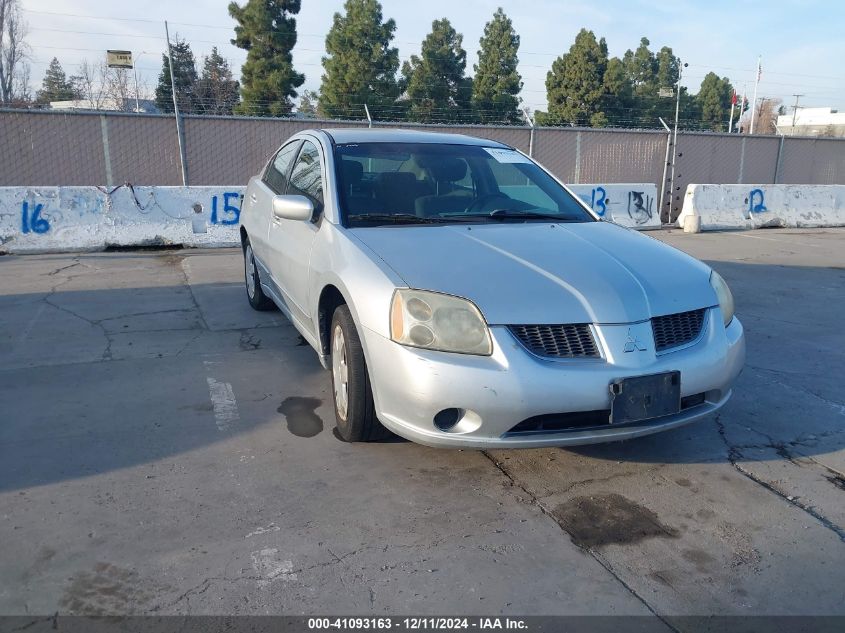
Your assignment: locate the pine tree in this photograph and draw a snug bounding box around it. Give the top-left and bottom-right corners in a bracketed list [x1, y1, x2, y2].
[472, 8, 522, 124]
[36, 58, 78, 104]
[229, 0, 305, 116]
[194, 47, 239, 115]
[602, 56, 632, 126]
[545, 29, 608, 126]
[400, 18, 472, 123]
[620, 38, 688, 128]
[319, 0, 400, 120]
[651, 45, 682, 124]
[697, 72, 734, 131]
[155, 36, 198, 113]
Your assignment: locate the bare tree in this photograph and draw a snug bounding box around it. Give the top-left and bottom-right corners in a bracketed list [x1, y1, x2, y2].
[0, 0, 31, 104]
[71, 60, 145, 110]
[73, 59, 109, 109]
[750, 98, 782, 135]
[104, 67, 133, 111]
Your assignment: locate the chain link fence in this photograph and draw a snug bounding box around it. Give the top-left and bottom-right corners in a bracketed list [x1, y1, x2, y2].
[3, 108, 844, 221]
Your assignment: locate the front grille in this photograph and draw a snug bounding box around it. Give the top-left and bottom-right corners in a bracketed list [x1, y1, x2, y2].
[651, 309, 706, 352]
[507, 410, 611, 434]
[505, 393, 709, 436]
[508, 324, 600, 358]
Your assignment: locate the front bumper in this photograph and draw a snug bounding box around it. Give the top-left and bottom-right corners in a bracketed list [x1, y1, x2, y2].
[361, 308, 745, 449]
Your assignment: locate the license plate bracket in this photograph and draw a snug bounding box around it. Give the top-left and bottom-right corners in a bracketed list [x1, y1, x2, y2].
[610, 371, 681, 424]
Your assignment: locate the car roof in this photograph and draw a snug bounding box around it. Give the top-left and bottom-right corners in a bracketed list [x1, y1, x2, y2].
[319, 127, 512, 148]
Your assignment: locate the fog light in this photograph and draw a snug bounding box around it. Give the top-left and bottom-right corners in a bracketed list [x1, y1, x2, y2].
[433, 408, 461, 431]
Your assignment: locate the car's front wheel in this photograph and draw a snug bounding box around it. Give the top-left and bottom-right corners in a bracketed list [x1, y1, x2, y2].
[243, 238, 275, 311]
[330, 305, 390, 442]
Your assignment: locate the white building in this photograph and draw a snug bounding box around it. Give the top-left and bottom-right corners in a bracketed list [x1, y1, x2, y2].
[776, 107, 845, 137]
[49, 97, 157, 113]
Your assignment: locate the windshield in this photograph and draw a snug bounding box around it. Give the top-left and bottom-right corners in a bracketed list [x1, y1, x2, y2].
[334, 142, 594, 227]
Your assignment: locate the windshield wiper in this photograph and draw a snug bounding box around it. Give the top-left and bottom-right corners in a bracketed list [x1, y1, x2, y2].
[349, 213, 455, 225]
[486, 209, 568, 222]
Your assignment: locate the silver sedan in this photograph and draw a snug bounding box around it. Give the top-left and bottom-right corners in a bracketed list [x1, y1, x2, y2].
[239, 128, 744, 448]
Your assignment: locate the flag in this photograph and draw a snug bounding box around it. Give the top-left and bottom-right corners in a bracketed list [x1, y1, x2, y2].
[731, 90, 737, 105]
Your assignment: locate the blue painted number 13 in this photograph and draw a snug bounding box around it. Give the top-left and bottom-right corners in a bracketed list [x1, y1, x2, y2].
[591, 186, 607, 216]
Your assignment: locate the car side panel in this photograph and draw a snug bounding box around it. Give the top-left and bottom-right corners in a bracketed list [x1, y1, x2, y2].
[307, 222, 407, 356]
[241, 176, 273, 261]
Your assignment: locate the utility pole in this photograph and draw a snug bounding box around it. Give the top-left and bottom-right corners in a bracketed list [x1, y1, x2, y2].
[749, 56, 761, 134]
[790, 94, 804, 135]
[131, 51, 149, 113]
[165, 21, 188, 186]
[133, 57, 140, 113]
[522, 107, 535, 157]
[667, 62, 687, 223]
[728, 89, 736, 133]
[658, 117, 671, 222]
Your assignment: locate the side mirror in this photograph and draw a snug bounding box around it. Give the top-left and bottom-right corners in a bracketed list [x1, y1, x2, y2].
[272, 195, 314, 222]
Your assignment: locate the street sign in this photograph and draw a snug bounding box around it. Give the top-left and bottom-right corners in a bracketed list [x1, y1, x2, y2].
[106, 50, 133, 69]
[658, 87, 674, 98]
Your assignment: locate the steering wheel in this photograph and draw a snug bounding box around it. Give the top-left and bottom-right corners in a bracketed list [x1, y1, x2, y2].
[464, 192, 511, 215]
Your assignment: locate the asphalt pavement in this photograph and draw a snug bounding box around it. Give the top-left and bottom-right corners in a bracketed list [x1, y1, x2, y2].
[1, 228, 843, 621]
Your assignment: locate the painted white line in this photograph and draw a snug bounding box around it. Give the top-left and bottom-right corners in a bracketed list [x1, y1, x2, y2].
[732, 232, 816, 245]
[250, 548, 296, 587]
[18, 302, 46, 343]
[245, 523, 281, 539]
[206, 377, 240, 432]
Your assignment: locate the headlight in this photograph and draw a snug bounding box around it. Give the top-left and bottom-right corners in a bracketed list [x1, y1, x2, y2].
[390, 289, 492, 355]
[710, 271, 735, 327]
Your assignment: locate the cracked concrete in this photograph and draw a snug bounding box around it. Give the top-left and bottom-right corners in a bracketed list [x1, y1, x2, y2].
[1, 228, 844, 619]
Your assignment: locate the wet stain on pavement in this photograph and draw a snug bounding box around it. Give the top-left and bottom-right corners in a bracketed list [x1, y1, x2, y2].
[60, 562, 164, 615]
[682, 547, 717, 572]
[278, 397, 324, 437]
[552, 493, 679, 548]
[239, 332, 261, 351]
[826, 474, 845, 491]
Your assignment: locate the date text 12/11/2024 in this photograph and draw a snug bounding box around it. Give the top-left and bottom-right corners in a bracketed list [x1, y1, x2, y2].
[307, 617, 528, 630]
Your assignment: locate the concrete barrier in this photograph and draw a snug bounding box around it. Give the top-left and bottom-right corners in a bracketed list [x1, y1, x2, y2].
[1, 186, 245, 253]
[1, 181, 662, 254]
[677, 184, 845, 232]
[566, 184, 661, 229]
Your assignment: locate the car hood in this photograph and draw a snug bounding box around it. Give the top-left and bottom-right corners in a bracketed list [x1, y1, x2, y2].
[350, 221, 716, 325]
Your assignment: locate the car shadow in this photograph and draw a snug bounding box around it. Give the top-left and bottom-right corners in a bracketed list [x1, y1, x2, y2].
[0, 258, 841, 493]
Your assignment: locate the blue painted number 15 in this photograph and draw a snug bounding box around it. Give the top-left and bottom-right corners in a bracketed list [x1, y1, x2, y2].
[211, 192, 241, 225]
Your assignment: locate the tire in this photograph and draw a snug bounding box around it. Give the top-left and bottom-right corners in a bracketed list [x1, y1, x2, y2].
[330, 305, 391, 442]
[243, 238, 275, 311]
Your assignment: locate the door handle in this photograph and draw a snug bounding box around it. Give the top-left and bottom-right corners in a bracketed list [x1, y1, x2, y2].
[250, 194, 258, 203]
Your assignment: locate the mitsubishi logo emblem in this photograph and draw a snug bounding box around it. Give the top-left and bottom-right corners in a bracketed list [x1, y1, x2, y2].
[623, 329, 647, 353]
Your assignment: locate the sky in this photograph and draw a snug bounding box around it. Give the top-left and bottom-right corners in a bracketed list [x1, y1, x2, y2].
[20, 0, 845, 121]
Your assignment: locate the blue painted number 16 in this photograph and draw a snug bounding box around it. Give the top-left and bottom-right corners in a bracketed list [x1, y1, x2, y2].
[21, 201, 50, 234]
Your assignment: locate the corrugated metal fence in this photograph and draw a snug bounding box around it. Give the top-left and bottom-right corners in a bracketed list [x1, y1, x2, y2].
[2, 109, 844, 221]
